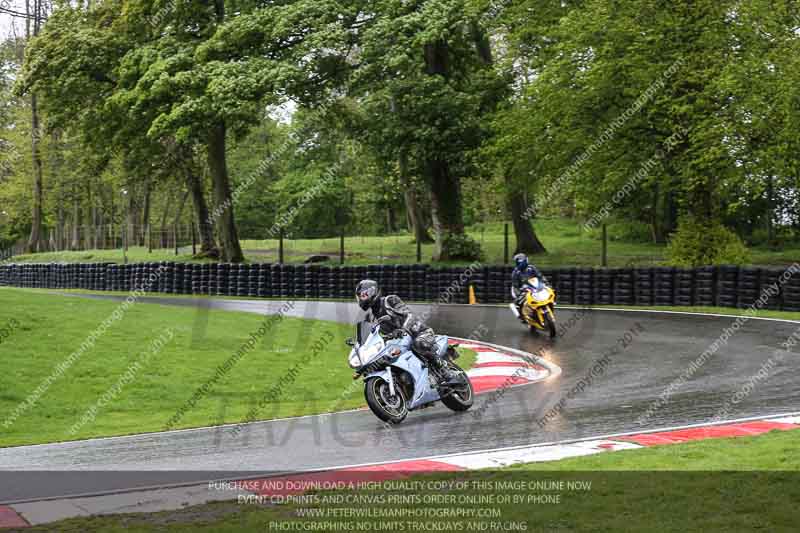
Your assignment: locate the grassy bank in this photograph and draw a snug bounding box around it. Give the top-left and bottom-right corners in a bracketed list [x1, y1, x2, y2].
[0, 288, 476, 447]
[12, 428, 799, 532]
[8, 218, 800, 267]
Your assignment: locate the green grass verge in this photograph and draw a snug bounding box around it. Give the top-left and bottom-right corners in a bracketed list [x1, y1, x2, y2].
[14, 429, 799, 532]
[9, 217, 800, 267]
[0, 288, 476, 447]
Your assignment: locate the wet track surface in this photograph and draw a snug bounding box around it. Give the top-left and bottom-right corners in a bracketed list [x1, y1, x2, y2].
[1, 294, 798, 502]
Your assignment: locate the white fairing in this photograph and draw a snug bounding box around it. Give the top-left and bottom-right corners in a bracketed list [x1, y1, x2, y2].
[532, 288, 551, 301]
[348, 327, 386, 368]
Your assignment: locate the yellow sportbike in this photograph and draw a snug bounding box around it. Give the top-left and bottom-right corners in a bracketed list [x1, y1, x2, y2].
[514, 277, 557, 338]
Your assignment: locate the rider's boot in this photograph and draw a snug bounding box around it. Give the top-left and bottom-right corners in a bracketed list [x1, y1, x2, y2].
[432, 357, 462, 386]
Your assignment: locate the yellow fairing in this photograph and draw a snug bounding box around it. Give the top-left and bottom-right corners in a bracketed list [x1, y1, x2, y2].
[523, 287, 556, 328]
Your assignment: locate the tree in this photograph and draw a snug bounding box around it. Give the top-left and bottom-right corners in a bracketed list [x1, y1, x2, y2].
[23, 0, 47, 252]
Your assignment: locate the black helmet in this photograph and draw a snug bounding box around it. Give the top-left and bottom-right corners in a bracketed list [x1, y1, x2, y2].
[355, 279, 381, 311]
[513, 253, 528, 270]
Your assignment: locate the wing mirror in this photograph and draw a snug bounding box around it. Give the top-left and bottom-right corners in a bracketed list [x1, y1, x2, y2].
[345, 337, 356, 347]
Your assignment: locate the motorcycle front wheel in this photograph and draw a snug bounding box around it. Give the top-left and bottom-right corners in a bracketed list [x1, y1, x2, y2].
[365, 376, 408, 424]
[439, 363, 474, 412]
[545, 311, 557, 339]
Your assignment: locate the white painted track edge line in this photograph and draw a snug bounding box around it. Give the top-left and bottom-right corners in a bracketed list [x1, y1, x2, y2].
[400, 410, 800, 465]
[4, 411, 798, 506]
[195, 410, 800, 478]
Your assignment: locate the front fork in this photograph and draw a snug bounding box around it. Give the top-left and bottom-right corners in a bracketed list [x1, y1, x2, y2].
[533, 303, 555, 326]
[385, 369, 396, 397]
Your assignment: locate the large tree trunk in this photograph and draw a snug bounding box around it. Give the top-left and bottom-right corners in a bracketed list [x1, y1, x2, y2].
[70, 184, 80, 250]
[207, 122, 244, 262]
[141, 180, 152, 247]
[24, 0, 45, 253]
[185, 164, 217, 256]
[26, 93, 44, 253]
[426, 158, 469, 261]
[766, 174, 775, 243]
[472, 21, 544, 257]
[126, 189, 135, 250]
[423, 39, 476, 261]
[508, 188, 546, 255]
[56, 187, 64, 251]
[159, 190, 174, 248]
[400, 151, 433, 244]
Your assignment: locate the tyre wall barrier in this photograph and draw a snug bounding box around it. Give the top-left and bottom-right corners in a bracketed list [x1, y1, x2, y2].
[0, 263, 798, 311]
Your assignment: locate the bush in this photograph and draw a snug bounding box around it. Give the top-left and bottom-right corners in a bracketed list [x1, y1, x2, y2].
[666, 217, 751, 267]
[439, 232, 484, 261]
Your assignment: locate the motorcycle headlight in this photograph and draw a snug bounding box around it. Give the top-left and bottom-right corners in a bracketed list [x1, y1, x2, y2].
[357, 343, 383, 365]
[348, 349, 362, 369]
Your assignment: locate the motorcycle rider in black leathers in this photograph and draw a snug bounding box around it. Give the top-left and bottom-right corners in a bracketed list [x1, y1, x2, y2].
[355, 280, 461, 386]
[511, 253, 545, 320]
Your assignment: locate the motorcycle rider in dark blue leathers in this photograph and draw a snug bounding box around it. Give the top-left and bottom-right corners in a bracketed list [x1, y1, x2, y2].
[511, 253, 544, 320]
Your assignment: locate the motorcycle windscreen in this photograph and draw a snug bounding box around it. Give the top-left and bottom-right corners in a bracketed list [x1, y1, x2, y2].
[527, 276, 544, 289]
[357, 321, 373, 344]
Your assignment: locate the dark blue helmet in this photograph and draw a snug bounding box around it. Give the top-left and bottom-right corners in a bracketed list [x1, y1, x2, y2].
[513, 253, 528, 270]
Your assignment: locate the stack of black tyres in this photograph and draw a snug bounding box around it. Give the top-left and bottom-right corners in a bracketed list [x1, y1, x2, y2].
[653, 267, 675, 306]
[674, 268, 694, 306]
[574, 268, 593, 305]
[4, 262, 800, 312]
[694, 267, 715, 306]
[782, 269, 800, 312]
[759, 268, 782, 310]
[251, 264, 264, 297]
[736, 267, 760, 309]
[634, 267, 654, 305]
[408, 265, 427, 301]
[593, 269, 613, 305]
[485, 266, 506, 304]
[716, 265, 738, 308]
[226, 264, 239, 296]
[554, 268, 574, 305]
[612, 268, 634, 305]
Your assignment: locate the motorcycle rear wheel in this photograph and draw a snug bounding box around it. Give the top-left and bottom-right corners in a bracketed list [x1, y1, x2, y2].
[365, 377, 408, 424]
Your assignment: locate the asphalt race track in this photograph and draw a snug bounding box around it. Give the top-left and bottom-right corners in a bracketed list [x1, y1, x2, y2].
[1, 294, 798, 503]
